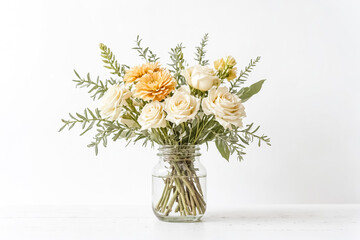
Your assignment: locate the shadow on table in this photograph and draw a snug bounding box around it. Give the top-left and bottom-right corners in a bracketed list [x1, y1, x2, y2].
[203, 207, 328, 223]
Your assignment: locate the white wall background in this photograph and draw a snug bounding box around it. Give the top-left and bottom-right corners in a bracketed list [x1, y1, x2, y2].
[0, 0, 359, 206]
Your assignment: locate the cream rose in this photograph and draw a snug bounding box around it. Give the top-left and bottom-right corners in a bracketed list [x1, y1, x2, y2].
[99, 84, 132, 121]
[164, 86, 200, 125]
[138, 101, 167, 130]
[181, 65, 220, 91]
[202, 86, 246, 129]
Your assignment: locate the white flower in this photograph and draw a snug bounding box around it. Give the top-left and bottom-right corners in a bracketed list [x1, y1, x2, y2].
[164, 86, 200, 125]
[99, 84, 132, 121]
[181, 65, 220, 91]
[138, 101, 167, 130]
[202, 86, 246, 129]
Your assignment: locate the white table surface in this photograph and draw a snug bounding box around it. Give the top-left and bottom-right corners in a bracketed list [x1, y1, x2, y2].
[0, 205, 359, 240]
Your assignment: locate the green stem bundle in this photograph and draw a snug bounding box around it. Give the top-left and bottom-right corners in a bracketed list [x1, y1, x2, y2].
[155, 161, 206, 217]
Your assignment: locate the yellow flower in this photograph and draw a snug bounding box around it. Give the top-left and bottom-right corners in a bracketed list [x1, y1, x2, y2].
[134, 70, 176, 101]
[225, 56, 236, 67]
[214, 56, 237, 81]
[214, 59, 226, 70]
[214, 56, 237, 70]
[124, 62, 161, 84]
[227, 68, 237, 81]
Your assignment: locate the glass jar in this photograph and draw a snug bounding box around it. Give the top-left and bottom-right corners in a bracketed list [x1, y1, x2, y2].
[152, 145, 207, 222]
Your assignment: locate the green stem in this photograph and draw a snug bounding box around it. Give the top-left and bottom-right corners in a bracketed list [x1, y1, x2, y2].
[165, 190, 178, 216]
[154, 159, 206, 217]
[173, 177, 191, 215]
[173, 162, 204, 214]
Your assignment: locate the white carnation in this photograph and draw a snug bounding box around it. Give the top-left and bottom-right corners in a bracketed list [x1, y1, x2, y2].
[164, 86, 200, 125]
[138, 101, 167, 130]
[202, 86, 246, 129]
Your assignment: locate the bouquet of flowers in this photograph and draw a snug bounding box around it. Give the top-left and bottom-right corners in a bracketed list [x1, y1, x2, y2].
[59, 34, 270, 221]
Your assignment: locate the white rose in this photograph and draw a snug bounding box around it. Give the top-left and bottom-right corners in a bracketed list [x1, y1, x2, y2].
[164, 86, 200, 125]
[99, 84, 132, 121]
[182, 65, 220, 91]
[202, 86, 246, 129]
[138, 101, 167, 130]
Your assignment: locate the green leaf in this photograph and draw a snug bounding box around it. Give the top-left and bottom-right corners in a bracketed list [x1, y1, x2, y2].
[74, 70, 81, 79]
[95, 144, 99, 155]
[87, 108, 96, 118]
[76, 113, 85, 120]
[80, 121, 94, 136]
[112, 129, 124, 141]
[95, 108, 101, 118]
[58, 124, 67, 132]
[215, 138, 230, 161]
[237, 79, 266, 102]
[69, 122, 76, 130]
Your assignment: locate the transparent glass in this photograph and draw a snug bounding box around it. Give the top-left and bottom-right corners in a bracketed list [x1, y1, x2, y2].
[152, 145, 207, 222]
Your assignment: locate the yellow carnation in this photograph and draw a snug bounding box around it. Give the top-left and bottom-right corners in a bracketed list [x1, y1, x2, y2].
[124, 62, 161, 84]
[134, 70, 176, 101]
[214, 56, 237, 81]
[225, 56, 236, 67]
[214, 56, 236, 71]
[227, 68, 237, 81]
[214, 59, 226, 70]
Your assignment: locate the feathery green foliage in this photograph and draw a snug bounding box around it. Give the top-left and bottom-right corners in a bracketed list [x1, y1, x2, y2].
[59, 108, 107, 135]
[87, 120, 135, 155]
[99, 43, 128, 78]
[194, 33, 209, 66]
[73, 70, 117, 100]
[213, 123, 271, 161]
[133, 35, 160, 62]
[229, 56, 261, 92]
[241, 123, 271, 147]
[59, 106, 148, 155]
[168, 43, 186, 85]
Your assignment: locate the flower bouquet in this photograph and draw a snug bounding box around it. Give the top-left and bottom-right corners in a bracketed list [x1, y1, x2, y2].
[59, 34, 270, 222]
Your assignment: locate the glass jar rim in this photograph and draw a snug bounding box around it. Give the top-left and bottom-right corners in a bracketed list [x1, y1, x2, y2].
[157, 144, 201, 158]
[158, 144, 199, 148]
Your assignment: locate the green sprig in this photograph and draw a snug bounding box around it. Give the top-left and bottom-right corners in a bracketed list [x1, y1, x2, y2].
[133, 35, 160, 63]
[73, 70, 116, 100]
[241, 123, 271, 147]
[59, 108, 108, 135]
[194, 33, 209, 66]
[168, 43, 186, 85]
[99, 43, 128, 78]
[229, 56, 261, 92]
